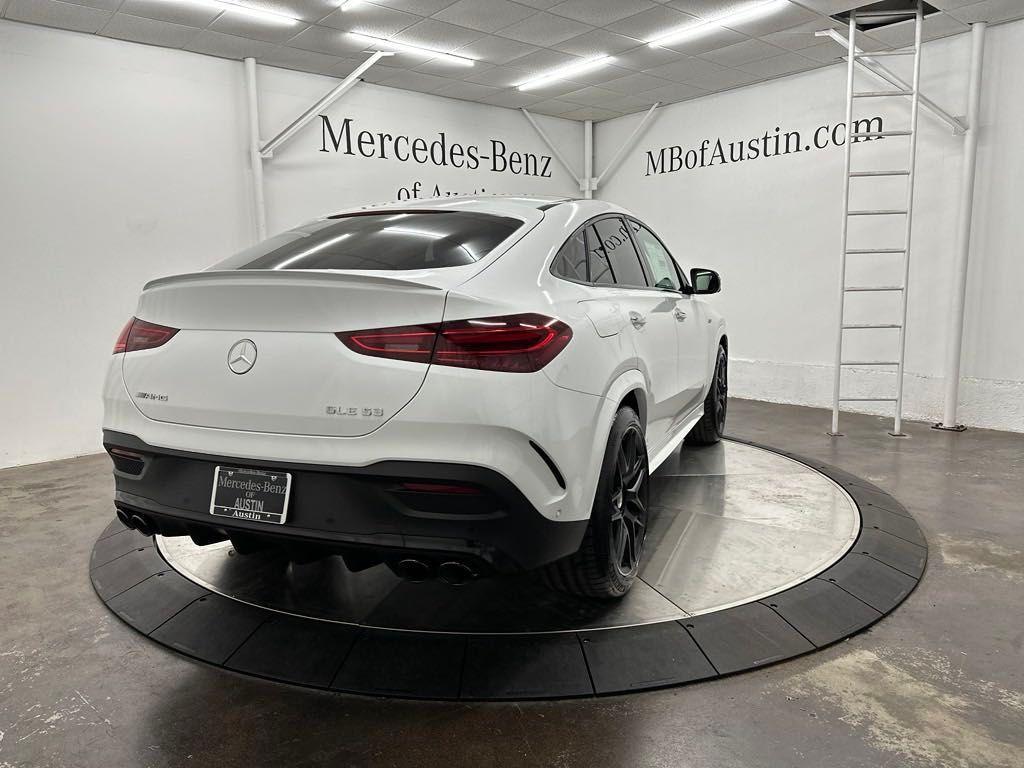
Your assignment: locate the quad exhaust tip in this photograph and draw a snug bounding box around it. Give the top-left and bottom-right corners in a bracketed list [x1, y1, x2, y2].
[438, 561, 476, 586]
[395, 558, 432, 582]
[116, 507, 155, 537]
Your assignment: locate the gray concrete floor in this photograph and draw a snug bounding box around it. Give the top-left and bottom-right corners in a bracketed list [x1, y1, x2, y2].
[1, 399, 1022, 768]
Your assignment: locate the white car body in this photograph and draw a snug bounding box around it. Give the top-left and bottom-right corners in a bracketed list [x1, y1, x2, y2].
[102, 196, 725, 575]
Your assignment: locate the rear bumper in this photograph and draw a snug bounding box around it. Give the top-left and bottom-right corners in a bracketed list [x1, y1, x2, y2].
[104, 430, 587, 572]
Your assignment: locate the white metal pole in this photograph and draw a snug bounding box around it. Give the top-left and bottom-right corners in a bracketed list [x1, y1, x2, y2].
[583, 119, 593, 199]
[243, 57, 267, 242]
[520, 109, 582, 189]
[830, 14, 857, 436]
[939, 21, 987, 430]
[595, 103, 660, 189]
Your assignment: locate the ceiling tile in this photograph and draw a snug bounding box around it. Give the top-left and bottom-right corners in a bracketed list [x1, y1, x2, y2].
[597, 91, 657, 112]
[349, 61, 406, 81]
[644, 55, 728, 81]
[567, 63, 637, 87]
[185, 29, 277, 59]
[721, 1, 819, 36]
[699, 37, 784, 66]
[606, 5, 698, 42]
[99, 12, 200, 47]
[479, 88, 546, 108]
[464, 63, 529, 86]
[391, 17, 484, 51]
[641, 81, 708, 103]
[560, 106, 623, 121]
[525, 98, 581, 115]
[760, 21, 840, 52]
[794, 41, 841, 64]
[681, 64, 759, 90]
[929, 0, 985, 9]
[414, 55, 493, 74]
[56, 0, 119, 11]
[270, 0, 340, 24]
[865, 13, 968, 46]
[612, 43, 687, 71]
[5, 0, 111, 32]
[735, 50, 817, 76]
[553, 29, 644, 58]
[791, 0, 863, 13]
[116, 0, 220, 28]
[452, 34, 538, 65]
[375, 68, 454, 91]
[431, 78, 501, 100]
[557, 85, 623, 108]
[259, 45, 343, 72]
[495, 11, 589, 47]
[319, 2, 422, 37]
[601, 71, 674, 93]
[654, 25, 747, 55]
[432, 0, 535, 33]
[513, 0, 561, 9]
[209, 12, 310, 44]
[662, 0, 764, 18]
[506, 47, 582, 75]
[367, 0, 458, 14]
[288, 24, 370, 56]
[950, 0, 1024, 23]
[548, 0, 657, 27]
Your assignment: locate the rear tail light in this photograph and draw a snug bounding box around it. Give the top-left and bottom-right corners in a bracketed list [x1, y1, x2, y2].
[336, 313, 572, 373]
[113, 317, 179, 354]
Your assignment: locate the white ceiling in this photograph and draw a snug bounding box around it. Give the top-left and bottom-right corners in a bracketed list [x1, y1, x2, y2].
[3, 0, 1022, 120]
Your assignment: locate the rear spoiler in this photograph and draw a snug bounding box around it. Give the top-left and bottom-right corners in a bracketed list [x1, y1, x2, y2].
[143, 270, 444, 293]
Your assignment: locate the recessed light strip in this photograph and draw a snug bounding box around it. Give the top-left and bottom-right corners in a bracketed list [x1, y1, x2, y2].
[158, 0, 300, 25]
[516, 55, 615, 91]
[648, 0, 789, 48]
[348, 32, 475, 66]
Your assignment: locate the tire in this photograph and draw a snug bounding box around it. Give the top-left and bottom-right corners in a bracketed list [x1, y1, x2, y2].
[685, 344, 728, 447]
[543, 406, 649, 599]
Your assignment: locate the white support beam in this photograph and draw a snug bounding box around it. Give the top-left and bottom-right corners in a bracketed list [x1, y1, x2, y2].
[938, 21, 987, 431]
[243, 57, 267, 243]
[520, 108, 583, 190]
[260, 51, 393, 158]
[594, 102, 660, 190]
[817, 28, 966, 134]
[583, 119, 593, 198]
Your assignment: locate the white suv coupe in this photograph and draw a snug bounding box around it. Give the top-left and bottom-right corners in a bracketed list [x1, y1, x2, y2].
[103, 196, 726, 598]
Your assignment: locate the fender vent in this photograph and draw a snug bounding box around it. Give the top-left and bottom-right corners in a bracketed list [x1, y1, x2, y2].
[529, 441, 565, 490]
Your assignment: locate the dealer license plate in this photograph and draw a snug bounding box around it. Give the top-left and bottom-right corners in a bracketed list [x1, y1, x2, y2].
[209, 466, 292, 525]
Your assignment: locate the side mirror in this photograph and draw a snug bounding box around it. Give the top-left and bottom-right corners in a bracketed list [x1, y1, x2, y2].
[690, 268, 721, 295]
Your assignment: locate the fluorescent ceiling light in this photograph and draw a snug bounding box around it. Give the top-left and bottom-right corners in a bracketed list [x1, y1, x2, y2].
[648, 0, 788, 48]
[516, 55, 615, 91]
[348, 32, 475, 66]
[156, 0, 299, 25]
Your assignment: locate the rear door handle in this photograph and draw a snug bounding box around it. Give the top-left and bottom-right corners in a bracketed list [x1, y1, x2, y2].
[629, 311, 647, 328]
[674, 308, 688, 321]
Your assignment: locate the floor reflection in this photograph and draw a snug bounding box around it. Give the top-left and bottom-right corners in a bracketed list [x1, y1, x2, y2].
[158, 440, 859, 632]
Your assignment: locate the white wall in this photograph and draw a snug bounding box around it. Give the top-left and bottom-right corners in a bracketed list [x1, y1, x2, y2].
[0, 20, 580, 469]
[596, 19, 1024, 433]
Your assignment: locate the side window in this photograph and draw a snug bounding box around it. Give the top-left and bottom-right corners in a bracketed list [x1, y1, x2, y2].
[585, 226, 616, 285]
[591, 217, 648, 288]
[631, 221, 682, 291]
[551, 230, 588, 282]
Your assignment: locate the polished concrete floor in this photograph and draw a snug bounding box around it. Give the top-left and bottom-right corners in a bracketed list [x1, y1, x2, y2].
[157, 440, 859, 632]
[1, 399, 1022, 767]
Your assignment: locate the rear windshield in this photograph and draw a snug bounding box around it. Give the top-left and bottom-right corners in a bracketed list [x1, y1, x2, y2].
[213, 211, 523, 271]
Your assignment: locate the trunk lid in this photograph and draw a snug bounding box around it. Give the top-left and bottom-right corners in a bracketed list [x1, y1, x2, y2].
[122, 270, 446, 437]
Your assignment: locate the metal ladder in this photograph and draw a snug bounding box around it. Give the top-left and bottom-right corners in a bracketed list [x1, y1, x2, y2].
[830, 2, 924, 437]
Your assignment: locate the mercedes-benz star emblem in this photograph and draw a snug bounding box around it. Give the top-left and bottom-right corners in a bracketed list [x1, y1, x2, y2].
[227, 339, 257, 375]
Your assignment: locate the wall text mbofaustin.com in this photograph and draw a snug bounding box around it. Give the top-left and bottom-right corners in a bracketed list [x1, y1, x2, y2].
[644, 117, 886, 176]
[320, 115, 553, 178]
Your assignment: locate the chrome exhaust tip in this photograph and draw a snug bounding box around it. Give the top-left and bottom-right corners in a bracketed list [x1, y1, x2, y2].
[395, 558, 432, 582]
[115, 508, 134, 530]
[438, 561, 476, 586]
